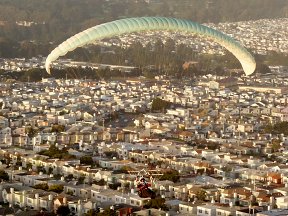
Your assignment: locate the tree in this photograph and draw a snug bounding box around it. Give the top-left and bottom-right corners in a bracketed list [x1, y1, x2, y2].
[144, 197, 168, 210]
[56, 205, 70, 216]
[104, 151, 118, 159]
[65, 174, 74, 182]
[264, 121, 288, 135]
[51, 124, 65, 133]
[113, 166, 133, 174]
[34, 183, 49, 190]
[66, 190, 74, 196]
[255, 63, 271, 74]
[16, 155, 22, 166]
[151, 98, 172, 112]
[77, 176, 85, 184]
[25, 126, 39, 138]
[108, 182, 121, 190]
[271, 139, 281, 152]
[159, 169, 180, 183]
[196, 190, 207, 201]
[48, 167, 53, 175]
[39, 144, 75, 159]
[48, 184, 64, 193]
[80, 156, 94, 165]
[97, 208, 117, 216]
[85, 209, 98, 216]
[37, 166, 46, 174]
[0, 170, 9, 181]
[93, 179, 106, 186]
[26, 162, 32, 170]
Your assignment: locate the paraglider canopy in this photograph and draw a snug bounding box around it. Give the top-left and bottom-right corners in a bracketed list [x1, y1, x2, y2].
[45, 17, 256, 76]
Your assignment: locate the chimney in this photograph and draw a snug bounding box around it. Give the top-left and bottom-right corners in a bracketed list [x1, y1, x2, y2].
[234, 192, 238, 200]
[48, 194, 53, 201]
[78, 200, 83, 216]
[35, 193, 40, 210]
[22, 190, 27, 206]
[10, 188, 14, 203]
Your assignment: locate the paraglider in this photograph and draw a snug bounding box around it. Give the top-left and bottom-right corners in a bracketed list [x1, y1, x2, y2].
[129, 169, 163, 199]
[135, 175, 156, 199]
[46, 17, 256, 76]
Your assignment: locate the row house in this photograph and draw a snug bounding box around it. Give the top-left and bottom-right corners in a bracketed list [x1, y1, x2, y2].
[64, 184, 92, 199]
[98, 159, 133, 171]
[3, 188, 55, 212]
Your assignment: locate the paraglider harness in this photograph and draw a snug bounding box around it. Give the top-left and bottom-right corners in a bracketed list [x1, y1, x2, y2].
[135, 176, 150, 191]
[135, 175, 156, 199]
[130, 169, 163, 199]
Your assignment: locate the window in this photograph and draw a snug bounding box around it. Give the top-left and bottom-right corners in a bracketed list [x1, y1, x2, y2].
[205, 210, 208, 214]
[218, 212, 221, 215]
[198, 209, 202, 213]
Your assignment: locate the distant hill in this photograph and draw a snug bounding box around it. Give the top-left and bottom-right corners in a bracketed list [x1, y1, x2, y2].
[0, 0, 287, 43]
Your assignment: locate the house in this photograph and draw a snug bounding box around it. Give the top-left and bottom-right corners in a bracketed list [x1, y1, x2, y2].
[129, 193, 150, 207]
[3, 188, 55, 211]
[220, 187, 252, 206]
[216, 206, 243, 216]
[94, 170, 112, 182]
[0, 127, 12, 145]
[64, 184, 92, 199]
[144, 120, 159, 129]
[197, 205, 217, 216]
[0, 183, 29, 202]
[237, 124, 254, 133]
[54, 195, 88, 216]
[236, 208, 262, 216]
[0, 116, 9, 128]
[133, 208, 167, 216]
[256, 209, 288, 216]
[267, 172, 282, 184]
[98, 159, 133, 171]
[179, 131, 194, 142]
[90, 188, 115, 203]
[179, 202, 199, 215]
[275, 196, 288, 209]
[12, 127, 26, 136]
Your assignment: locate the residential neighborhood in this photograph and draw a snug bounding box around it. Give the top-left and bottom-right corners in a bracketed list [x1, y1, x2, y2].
[0, 69, 288, 215]
[107, 18, 288, 55]
[1, 18, 288, 73]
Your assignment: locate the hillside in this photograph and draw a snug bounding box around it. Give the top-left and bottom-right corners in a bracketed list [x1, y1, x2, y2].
[0, 0, 287, 43]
